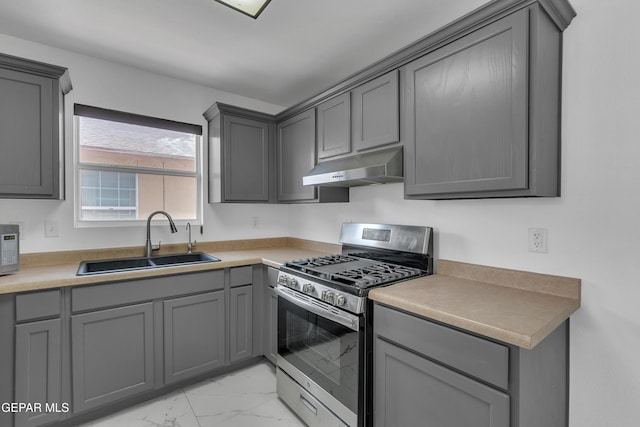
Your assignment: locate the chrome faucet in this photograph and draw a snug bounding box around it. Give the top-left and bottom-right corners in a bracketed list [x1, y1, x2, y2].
[186, 222, 197, 253]
[145, 210, 178, 258]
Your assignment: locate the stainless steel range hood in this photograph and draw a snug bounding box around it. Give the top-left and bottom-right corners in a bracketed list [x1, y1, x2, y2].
[303, 146, 403, 187]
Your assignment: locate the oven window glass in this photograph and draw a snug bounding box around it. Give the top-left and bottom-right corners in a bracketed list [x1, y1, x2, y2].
[278, 296, 361, 413]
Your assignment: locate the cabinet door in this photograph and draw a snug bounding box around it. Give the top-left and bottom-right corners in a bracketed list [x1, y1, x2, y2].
[277, 110, 317, 202]
[352, 70, 399, 151]
[0, 68, 57, 198]
[164, 291, 225, 384]
[316, 93, 351, 159]
[404, 9, 528, 197]
[223, 115, 270, 201]
[374, 337, 509, 427]
[71, 303, 154, 413]
[229, 285, 253, 363]
[15, 319, 63, 427]
[263, 286, 278, 364]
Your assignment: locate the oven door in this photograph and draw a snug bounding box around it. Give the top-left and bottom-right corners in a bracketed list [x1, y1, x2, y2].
[276, 286, 363, 424]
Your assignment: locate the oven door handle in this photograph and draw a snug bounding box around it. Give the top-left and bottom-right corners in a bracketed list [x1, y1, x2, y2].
[275, 286, 360, 331]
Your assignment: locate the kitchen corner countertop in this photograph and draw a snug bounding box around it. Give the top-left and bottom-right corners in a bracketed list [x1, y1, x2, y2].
[369, 259, 581, 350]
[0, 238, 338, 295]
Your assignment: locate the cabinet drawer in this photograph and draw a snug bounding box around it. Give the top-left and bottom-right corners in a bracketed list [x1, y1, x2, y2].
[230, 266, 252, 287]
[374, 303, 509, 389]
[72, 270, 224, 312]
[16, 289, 61, 321]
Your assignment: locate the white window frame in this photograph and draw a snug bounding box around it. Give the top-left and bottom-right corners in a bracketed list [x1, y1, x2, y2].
[73, 105, 203, 228]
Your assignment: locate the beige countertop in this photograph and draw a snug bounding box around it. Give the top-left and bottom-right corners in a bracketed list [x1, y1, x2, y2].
[369, 259, 581, 350]
[0, 238, 338, 295]
[1, 241, 581, 350]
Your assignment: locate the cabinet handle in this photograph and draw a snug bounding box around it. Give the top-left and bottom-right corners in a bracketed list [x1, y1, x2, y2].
[300, 394, 318, 415]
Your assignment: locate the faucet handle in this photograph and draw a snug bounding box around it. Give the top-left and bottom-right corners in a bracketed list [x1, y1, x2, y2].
[152, 240, 161, 252]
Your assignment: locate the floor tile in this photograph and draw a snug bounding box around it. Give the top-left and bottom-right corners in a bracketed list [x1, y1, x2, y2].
[78, 361, 304, 427]
[84, 389, 200, 427]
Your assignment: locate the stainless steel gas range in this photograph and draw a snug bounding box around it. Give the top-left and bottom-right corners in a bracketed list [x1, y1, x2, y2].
[275, 223, 433, 427]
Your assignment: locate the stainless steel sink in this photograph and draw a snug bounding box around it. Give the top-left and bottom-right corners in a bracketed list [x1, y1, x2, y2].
[77, 252, 221, 276]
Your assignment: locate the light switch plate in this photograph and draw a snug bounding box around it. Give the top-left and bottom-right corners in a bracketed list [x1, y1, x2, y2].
[45, 220, 59, 238]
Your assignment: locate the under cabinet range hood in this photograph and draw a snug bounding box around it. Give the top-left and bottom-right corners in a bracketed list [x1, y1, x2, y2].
[303, 146, 403, 187]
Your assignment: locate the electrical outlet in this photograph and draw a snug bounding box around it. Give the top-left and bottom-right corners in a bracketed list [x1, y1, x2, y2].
[528, 228, 547, 253]
[45, 219, 60, 238]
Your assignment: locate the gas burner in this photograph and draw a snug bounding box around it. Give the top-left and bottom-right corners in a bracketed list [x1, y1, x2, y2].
[290, 254, 357, 268]
[333, 264, 422, 287]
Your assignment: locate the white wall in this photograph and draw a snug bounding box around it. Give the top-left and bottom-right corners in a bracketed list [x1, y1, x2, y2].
[289, 0, 640, 425]
[0, 0, 638, 425]
[0, 33, 291, 252]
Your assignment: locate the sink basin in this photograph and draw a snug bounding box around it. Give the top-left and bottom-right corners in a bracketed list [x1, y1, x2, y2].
[150, 252, 221, 266]
[77, 257, 155, 275]
[77, 252, 221, 276]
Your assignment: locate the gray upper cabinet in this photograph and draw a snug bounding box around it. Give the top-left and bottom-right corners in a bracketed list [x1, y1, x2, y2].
[204, 102, 275, 203]
[277, 110, 317, 202]
[404, 6, 563, 199]
[277, 109, 349, 203]
[0, 54, 71, 199]
[272, 0, 573, 199]
[352, 70, 399, 151]
[316, 92, 351, 159]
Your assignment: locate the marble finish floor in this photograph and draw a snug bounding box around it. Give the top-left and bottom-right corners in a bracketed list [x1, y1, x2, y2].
[81, 362, 305, 427]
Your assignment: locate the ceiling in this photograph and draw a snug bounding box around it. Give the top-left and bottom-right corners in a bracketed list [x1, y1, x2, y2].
[0, 0, 488, 109]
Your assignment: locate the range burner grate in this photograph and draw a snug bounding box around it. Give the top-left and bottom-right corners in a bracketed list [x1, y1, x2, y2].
[333, 264, 421, 287]
[290, 255, 357, 269]
[284, 254, 423, 289]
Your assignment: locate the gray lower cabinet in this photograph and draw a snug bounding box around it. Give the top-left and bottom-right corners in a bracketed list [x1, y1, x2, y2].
[374, 303, 569, 427]
[0, 53, 71, 199]
[164, 291, 225, 384]
[11, 290, 65, 427]
[14, 319, 64, 427]
[229, 285, 253, 363]
[204, 102, 275, 203]
[403, 5, 565, 199]
[266, 287, 278, 364]
[1, 267, 268, 426]
[351, 69, 399, 151]
[262, 266, 278, 365]
[375, 338, 509, 427]
[71, 303, 155, 413]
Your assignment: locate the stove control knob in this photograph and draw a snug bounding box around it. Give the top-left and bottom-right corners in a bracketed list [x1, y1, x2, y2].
[322, 291, 334, 304]
[287, 277, 298, 288]
[303, 283, 315, 294]
[278, 275, 287, 285]
[335, 295, 346, 307]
